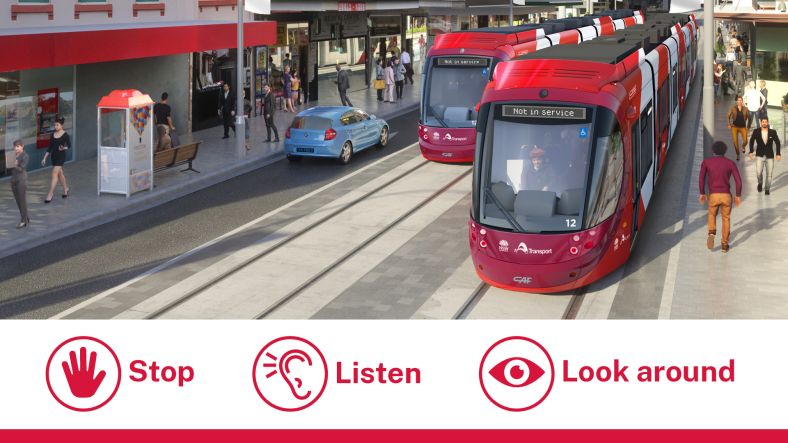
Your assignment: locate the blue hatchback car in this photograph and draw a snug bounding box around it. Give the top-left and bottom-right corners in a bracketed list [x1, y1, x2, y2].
[285, 106, 389, 164]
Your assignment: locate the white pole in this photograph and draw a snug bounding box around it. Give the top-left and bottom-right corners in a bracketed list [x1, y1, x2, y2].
[237, 0, 246, 155]
[703, 0, 715, 151]
[510, 0, 513, 25]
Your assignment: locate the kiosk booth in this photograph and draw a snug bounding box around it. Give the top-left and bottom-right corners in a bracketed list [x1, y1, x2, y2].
[97, 90, 154, 197]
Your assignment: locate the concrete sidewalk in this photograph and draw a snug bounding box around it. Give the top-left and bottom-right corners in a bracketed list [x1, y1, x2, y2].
[0, 77, 422, 260]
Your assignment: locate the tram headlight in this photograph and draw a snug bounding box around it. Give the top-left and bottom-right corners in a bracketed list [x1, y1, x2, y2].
[479, 240, 488, 249]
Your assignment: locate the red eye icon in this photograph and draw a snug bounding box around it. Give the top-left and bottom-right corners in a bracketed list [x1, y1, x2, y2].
[489, 357, 545, 388]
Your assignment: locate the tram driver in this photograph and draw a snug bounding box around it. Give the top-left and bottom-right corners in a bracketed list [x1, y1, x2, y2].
[521, 146, 556, 192]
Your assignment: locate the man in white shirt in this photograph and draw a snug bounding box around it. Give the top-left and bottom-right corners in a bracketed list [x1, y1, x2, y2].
[400, 47, 414, 84]
[743, 81, 766, 131]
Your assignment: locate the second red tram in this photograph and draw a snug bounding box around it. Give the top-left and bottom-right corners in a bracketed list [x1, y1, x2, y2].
[419, 10, 644, 163]
[469, 13, 698, 293]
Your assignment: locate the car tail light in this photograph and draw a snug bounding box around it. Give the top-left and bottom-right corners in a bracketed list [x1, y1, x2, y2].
[324, 128, 337, 141]
[285, 128, 291, 139]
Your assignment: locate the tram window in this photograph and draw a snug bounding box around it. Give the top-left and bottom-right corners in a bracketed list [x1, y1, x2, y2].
[586, 122, 623, 228]
[672, 68, 678, 112]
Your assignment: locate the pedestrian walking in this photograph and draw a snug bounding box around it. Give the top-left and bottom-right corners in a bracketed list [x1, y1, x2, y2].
[374, 58, 385, 102]
[218, 83, 236, 139]
[758, 79, 769, 121]
[384, 60, 395, 103]
[418, 34, 426, 60]
[732, 61, 745, 94]
[699, 141, 742, 253]
[8, 140, 29, 228]
[378, 38, 388, 66]
[282, 53, 292, 71]
[283, 66, 295, 113]
[727, 96, 749, 161]
[291, 72, 302, 106]
[749, 117, 782, 195]
[394, 58, 406, 100]
[714, 63, 725, 105]
[243, 89, 252, 151]
[153, 92, 177, 149]
[335, 64, 353, 107]
[714, 64, 725, 104]
[41, 115, 70, 203]
[401, 47, 414, 85]
[263, 84, 279, 143]
[743, 81, 766, 130]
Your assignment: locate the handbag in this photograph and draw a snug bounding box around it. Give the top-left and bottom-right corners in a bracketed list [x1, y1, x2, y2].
[374, 79, 386, 90]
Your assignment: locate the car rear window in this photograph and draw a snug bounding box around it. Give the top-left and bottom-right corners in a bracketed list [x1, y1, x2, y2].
[291, 116, 332, 130]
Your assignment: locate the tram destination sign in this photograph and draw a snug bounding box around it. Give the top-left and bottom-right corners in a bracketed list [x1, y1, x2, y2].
[503, 105, 587, 120]
[437, 58, 489, 67]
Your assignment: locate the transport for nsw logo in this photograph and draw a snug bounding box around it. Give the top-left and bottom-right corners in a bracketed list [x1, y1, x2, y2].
[479, 336, 555, 411]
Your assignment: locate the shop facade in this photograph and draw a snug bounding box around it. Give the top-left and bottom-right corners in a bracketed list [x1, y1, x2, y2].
[1, 21, 276, 181]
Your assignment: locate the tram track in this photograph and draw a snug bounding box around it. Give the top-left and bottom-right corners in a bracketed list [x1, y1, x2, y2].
[254, 168, 473, 319]
[145, 160, 472, 319]
[451, 282, 587, 320]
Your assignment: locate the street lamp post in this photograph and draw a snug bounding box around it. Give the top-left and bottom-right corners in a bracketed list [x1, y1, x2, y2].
[236, 0, 246, 156]
[703, 0, 715, 153]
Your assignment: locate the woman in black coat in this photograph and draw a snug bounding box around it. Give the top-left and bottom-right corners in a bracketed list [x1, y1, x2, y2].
[41, 116, 70, 203]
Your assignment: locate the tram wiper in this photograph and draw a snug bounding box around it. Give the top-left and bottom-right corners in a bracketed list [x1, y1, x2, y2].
[485, 187, 526, 233]
[430, 106, 448, 128]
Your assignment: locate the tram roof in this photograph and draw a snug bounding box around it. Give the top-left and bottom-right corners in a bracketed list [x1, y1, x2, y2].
[515, 41, 641, 65]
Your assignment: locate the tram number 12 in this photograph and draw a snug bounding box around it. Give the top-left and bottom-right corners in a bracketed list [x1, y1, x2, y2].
[566, 219, 577, 228]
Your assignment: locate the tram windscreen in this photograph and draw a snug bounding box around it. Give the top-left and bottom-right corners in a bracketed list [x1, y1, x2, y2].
[423, 57, 491, 128]
[480, 105, 623, 233]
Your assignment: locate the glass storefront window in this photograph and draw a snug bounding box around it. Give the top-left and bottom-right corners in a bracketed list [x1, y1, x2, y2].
[0, 66, 74, 178]
[756, 50, 788, 83]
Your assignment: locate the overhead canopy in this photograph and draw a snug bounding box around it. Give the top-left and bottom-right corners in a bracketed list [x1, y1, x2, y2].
[0, 21, 276, 73]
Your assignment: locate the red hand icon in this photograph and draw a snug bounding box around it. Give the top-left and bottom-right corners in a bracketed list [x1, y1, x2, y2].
[62, 346, 106, 398]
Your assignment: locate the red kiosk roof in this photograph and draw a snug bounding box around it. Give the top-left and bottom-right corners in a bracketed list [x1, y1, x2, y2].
[0, 21, 276, 73]
[97, 90, 154, 109]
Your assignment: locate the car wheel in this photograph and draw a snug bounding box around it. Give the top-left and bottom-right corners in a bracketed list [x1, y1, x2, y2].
[378, 126, 389, 148]
[338, 141, 353, 164]
[287, 154, 302, 162]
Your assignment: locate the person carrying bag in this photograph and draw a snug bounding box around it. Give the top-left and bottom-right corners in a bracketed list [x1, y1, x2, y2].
[374, 58, 385, 102]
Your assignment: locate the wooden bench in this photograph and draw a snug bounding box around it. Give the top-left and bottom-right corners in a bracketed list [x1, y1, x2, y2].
[153, 142, 201, 174]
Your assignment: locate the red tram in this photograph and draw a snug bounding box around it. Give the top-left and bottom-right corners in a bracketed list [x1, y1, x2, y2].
[419, 10, 644, 163]
[468, 13, 698, 293]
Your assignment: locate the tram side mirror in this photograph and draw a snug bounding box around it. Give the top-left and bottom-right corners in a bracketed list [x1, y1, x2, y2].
[475, 102, 481, 113]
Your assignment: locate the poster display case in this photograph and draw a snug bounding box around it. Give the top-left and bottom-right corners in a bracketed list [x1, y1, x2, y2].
[96, 90, 154, 197]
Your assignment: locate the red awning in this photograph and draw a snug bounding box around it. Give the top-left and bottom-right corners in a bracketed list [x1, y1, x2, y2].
[0, 21, 276, 73]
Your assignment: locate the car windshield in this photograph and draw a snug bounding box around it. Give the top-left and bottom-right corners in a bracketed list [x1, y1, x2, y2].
[291, 116, 332, 130]
[479, 104, 622, 233]
[423, 57, 491, 128]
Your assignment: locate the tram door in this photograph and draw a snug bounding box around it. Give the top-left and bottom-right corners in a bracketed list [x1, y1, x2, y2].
[631, 118, 642, 243]
[631, 102, 655, 245]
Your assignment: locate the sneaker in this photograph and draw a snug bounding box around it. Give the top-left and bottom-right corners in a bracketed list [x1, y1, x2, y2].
[707, 234, 715, 250]
[758, 184, 762, 192]
[721, 243, 729, 253]
[765, 189, 770, 195]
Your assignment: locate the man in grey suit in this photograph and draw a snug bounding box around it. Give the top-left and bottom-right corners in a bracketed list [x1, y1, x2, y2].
[336, 64, 353, 107]
[9, 140, 29, 229]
